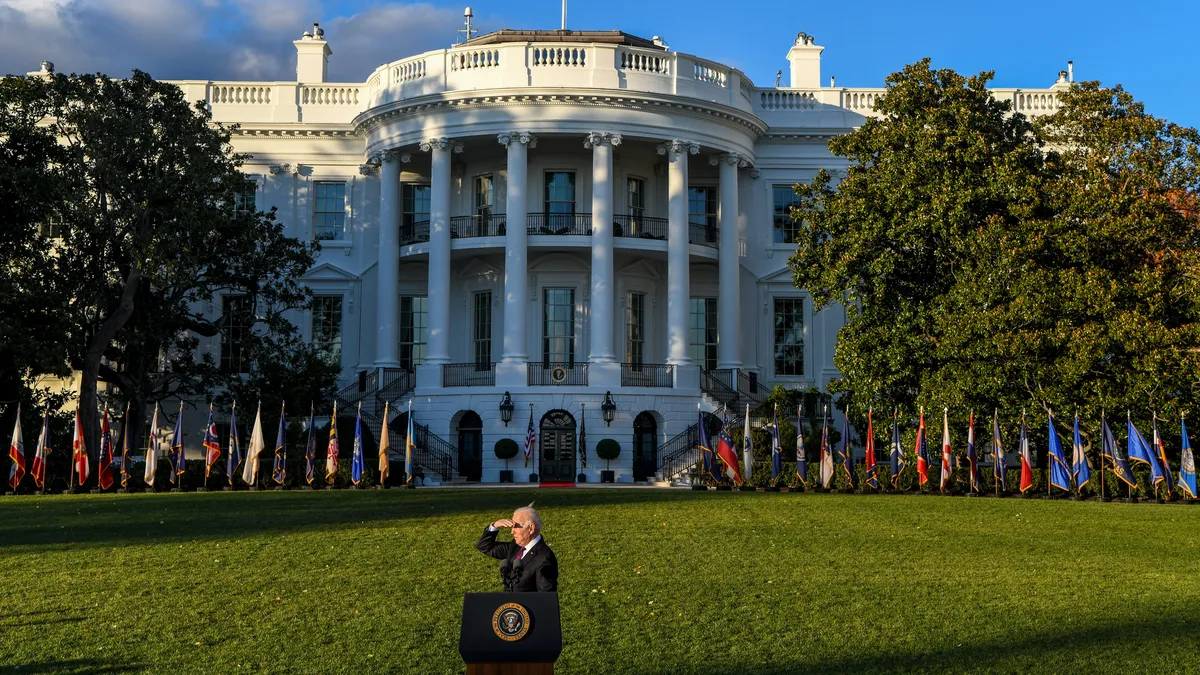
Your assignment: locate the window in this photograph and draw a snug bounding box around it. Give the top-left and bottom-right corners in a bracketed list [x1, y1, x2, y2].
[688, 186, 717, 243]
[402, 183, 431, 240]
[220, 295, 253, 374]
[543, 288, 575, 366]
[474, 175, 494, 219]
[627, 177, 645, 219]
[543, 171, 576, 230]
[233, 180, 257, 217]
[473, 291, 492, 370]
[313, 182, 346, 241]
[773, 184, 803, 244]
[399, 296, 428, 372]
[312, 296, 343, 366]
[774, 298, 804, 376]
[689, 297, 717, 370]
[626, 292, 645, 367]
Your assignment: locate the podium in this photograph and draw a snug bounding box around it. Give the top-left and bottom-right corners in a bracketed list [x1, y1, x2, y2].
[459, 592, 562, 675]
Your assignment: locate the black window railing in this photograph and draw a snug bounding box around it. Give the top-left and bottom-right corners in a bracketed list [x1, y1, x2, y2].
[620, 363, 674, 387]
[400, 220, 430, 246]
[613, 214, 668, 240]
[688, 222, 719, 248]
[443, 362, 496, 387]
[451, 214, 506, 239]
[527, 362, 588, 386]
[527, 213, 592, 236]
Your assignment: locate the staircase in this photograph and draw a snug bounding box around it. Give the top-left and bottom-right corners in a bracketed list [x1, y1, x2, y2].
[658, 410, 745, 485]
[700, 368, 772, 411]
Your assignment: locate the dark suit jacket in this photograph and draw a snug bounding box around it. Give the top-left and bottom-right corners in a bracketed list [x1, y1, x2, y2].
[476, 526, 559, 592]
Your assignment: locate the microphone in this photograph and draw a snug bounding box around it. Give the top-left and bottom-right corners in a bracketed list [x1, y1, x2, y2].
[500, 558, 514, 592]
[513, 557, 526, 577]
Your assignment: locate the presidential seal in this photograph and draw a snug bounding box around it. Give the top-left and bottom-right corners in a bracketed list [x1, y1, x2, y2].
[550, 366, 568, 383]
[492, 602, 531, 642]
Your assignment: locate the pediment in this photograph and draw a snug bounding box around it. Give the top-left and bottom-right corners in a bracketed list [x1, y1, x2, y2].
[617, 259, 660, 279]
[758, 266, 797, 284]
[458, 258, 502, 279]
[304, 262, 359, 281]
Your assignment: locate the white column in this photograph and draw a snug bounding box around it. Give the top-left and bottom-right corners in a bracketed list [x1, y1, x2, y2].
[587, 132, 620, 364]
[498, 132, 535, 364]
[715, 153, 746, 370]
[658, 139, 698, 366]
[421, 137, 461, 365]
[374, 150, 405, 367]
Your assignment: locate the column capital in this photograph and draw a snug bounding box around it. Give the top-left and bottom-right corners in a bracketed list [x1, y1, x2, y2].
[583, 132, 622, 149]
[497, 131, 538, 148]
[656, 139, 700, 157]
[358, 163, 378, 176]
[419, 137, 464, 153]
[709, 152, 751, 168]
[367, 148, 411, 166]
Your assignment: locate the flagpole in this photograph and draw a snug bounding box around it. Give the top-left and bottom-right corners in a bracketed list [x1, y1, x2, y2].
[1047, 409, 1052, 498]
[1100, 410, 1107, 501]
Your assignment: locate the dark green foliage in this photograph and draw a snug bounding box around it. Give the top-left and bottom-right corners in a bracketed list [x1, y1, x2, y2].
[494, 438, 519, 460]
[596, 439, 621, 461]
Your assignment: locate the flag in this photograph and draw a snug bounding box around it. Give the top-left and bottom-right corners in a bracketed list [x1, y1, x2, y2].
[226, 404, 242, 486]
[915, 408, 929, 488]
[966, 411, 980, 494]
[1018, 413, 1034, 493]
[143, 404, 160, 487]
[1048, 412, 1071, 493]
[839, 404, 857, 489]
[72, 407, 90, 486]
[742, 404, 753, 485]
[795, 405, 807, 486]
[1151, 416, 1173, 495]
[864, 408, 879, 489]
[523, 406, 535, 467]
[715, 409, 742, 484]
[1100, 415, 1136, 489]
[169, 403, 185, 484]
[202, 405, 221, 479]
[378, 402, 391, 484]
[697, 404, 716, 483]
[97, 408, 114, 491]
[579, 408, 587, 469]
[890, 410, 904, 489]
[1126, 416, 1161, 477]
[939, 408, 952, 494]
[1177, 417, 1196, 499]
[819, 406, 834, 489]
[350, 403, 364, 485]
[305, 404, 317, 485]
[119, 403, 132, 490]
[272, 403, 287, 485]
[241, 403, 265, 486]
[326, 401, 340, 484]
[769, 405, 782, 486]
[1072, 413, 1091, 493]
[31, 411, 51, 490]
[405, 401, 416, 485]
[7, 406, 24, 490]
[991, 411, 1007, 492]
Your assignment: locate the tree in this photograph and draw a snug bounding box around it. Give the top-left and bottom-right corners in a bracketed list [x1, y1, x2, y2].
[786, 59, 1200, 438]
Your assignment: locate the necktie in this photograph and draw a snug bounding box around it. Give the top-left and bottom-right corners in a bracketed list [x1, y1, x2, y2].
[516, 548, 525, 560]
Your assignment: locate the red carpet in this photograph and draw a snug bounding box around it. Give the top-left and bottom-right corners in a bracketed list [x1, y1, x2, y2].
[538, 481, 576, 488]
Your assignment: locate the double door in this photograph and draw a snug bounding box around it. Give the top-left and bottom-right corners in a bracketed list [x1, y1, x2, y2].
[539, 411, 576, 481]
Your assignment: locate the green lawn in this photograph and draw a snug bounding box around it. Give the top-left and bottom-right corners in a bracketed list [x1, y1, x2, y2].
[1, 489, 1198, 674]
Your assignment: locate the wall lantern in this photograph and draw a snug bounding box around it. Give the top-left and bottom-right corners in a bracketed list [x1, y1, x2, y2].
[499, 391, 514, 426]
[601, 391, 617, 426]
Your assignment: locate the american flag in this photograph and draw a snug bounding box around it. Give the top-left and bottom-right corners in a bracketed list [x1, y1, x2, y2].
[523, 407, 536, 467]
[202, 405, 221, 478]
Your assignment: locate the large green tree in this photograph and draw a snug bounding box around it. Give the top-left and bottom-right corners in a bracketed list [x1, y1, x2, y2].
[787, 59, 1200, 439]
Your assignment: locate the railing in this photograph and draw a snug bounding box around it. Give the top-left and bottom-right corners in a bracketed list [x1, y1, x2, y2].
[528, 363, 588, 386]
[843, 89, 883, 114]
[691, 59, 728, 87]
[450, 48, 500, 71]
[301, 85, 360, 106]
[527, 213, 592, 236]
[659, 411, 744, 482]
[688, 222, 719, 248]
[376, 368, 415, 408]
[211, 84, 270, 105]
[334, 370, 378, 410]
[392, 57, 427, 83]
[613, 214, 668, 240]
[400, 220, 430, 246]
[531, 46, 587, 67]
[410, 421, 457, 482]
[759, 89, 818, 111]
[621, 363, 674, 388]
[702, 368, 771, 409]
[443, 363, 496, 387]
[451, 214, 506, 238]
[619, 49, 669, 75]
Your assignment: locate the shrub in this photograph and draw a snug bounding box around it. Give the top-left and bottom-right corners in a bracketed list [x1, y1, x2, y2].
[596, 439, 620, 462]
[494, 438, 519, 461]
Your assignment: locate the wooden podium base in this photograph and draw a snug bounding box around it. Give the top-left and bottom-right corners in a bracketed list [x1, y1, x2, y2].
[467, 664, 553, 675]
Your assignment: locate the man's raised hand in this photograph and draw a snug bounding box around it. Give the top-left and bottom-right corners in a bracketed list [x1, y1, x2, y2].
[492, 518, 516, 528]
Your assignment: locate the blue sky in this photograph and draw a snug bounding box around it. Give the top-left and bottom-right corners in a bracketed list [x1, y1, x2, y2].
[1, 0, 1196, 126]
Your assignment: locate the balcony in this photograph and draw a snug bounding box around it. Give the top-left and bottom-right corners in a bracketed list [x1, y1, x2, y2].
[451, 214, 506, 239]
[398, 213, 721, 250]
[613, 214, 667, 240]
[400, 220, 429, 246]
[620, 363, 674, 388]
[527, 213, 592, 236]
[688, 222, 719, 248]
[443, 362, 496, 387]
[528, 362, 588, 386]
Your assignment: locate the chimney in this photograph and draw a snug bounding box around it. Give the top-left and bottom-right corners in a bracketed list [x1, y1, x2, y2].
[293, 22, 331, 83]
[1067, 60, 1074, 83]
[785, 32, 823, 88]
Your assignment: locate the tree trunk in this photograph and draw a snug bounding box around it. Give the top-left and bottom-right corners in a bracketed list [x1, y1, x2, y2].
[79, 267, 142, 459]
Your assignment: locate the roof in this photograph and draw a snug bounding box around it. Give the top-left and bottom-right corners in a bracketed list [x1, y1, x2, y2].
[465, 29, 665, 50]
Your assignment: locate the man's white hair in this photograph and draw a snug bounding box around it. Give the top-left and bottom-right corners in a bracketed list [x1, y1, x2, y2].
[513, 502, 542, 533]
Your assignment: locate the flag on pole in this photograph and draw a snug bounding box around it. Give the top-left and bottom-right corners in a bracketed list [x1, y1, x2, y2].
[226, 403, 242, 486]
[579, 406, 587, 469]
[378, 402, 391, 484]
[241, 403, 265, 486]
[304, 404, 317, 485]
[715, 408, 742, 484]
[864, 408, 879, 489]
[202, 405, 220, 479]
[992, 411, 1007, 492]
[890, 410, 904, 489]
[819, 405, 834, 489]
[72, 407, 90, 486]
[120, 404, 133, 490]
[966, 411, 980, 494]
[1072, 413, 1091, 493]
[7, 406, 24, 490]
[1019, 413, 1034, 493]
[1177, 416, 1196, 499]
[1100, 414, 1136, 489]
[742, 404, 753, 485]
[939, 408, 953, 494]
[97, 408, 114, 491]
[839, 403, 857, 489]
[795, 405, 807, 486]
[31, 411, 51, 490]
[169, 403, 185, 484]
[769, 405, 782, 486]
[326, 401, 340, 484]
[350, 403, 364, 485]
[1126, 415, 1162, 478]
[1048, 412, 1071, 493]
[1152, 416, 1173, 495]
[272, 403, 287, 485]
[697, 404, 715, 483]
[143, 404, 160, 487]
[915, 408, 929, 488]
[523, 405, 535, 467]
[405, 400, 416, 485]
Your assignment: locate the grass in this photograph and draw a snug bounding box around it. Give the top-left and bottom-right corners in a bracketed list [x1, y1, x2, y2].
[1, 489, 1199, 674]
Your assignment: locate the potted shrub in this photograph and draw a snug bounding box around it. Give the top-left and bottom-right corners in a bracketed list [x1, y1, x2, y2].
[596, 439, 621, 483]
[494, 438, 519, 483]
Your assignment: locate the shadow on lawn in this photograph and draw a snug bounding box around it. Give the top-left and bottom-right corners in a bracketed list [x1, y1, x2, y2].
[0, 659, 145, 674]
[0, 488, 720, 550]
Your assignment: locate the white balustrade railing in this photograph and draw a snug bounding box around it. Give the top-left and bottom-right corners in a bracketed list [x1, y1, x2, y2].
[392, 58, 427, 83]
[619, 48, 669, 75]
[301, 85, 361, 106]
[450, 49, 500, 71]
[1013, 91, 1061, 114]
[531, 45, 587, 67]
[211, 84, 271, 105]
[758, 89, 818, 110]
[843, 89, 884, 113]
[691, 59, 727, 87]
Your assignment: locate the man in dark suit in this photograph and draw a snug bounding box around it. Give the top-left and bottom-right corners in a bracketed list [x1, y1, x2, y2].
[476, 504, 558, 592]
